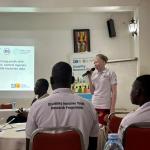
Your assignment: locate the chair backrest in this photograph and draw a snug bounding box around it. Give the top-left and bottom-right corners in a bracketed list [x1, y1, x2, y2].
[123, 122, 150, 150]
[106, 112, 124, 133]
[30, 126, 85, 150]
[0, 103, 12, 109]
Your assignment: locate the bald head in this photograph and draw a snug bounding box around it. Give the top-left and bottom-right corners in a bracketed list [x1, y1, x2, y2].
[50, 62, 74, 89]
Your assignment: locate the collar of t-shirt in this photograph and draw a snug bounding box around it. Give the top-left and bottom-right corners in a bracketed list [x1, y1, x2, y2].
[39, 93, 49, 99]
[52, 88, 72, 94]
[95, 68, 107, 74]
[138, 101, 150, 110]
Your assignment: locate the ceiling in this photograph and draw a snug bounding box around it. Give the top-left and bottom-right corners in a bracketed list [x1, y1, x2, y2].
[0, 6, 136, 13]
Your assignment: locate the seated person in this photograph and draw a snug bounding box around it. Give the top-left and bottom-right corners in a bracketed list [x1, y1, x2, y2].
[26, 62, 99, 150]
[118, 75, 150, 140]
[6, 78, 49, 123]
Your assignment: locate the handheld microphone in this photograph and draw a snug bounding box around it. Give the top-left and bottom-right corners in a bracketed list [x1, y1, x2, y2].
[82, 68, 95, 77]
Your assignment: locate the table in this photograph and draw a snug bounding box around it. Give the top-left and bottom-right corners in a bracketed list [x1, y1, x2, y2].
[0, 122, 104, 150]
[0, 109, 17, 124]
[0, 123, 26, 150]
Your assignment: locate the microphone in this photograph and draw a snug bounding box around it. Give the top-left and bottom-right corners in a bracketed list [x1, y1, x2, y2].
[82, 68, 95, 77]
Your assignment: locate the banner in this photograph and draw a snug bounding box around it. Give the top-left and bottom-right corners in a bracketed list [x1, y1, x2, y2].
[70, 52, 97, 96]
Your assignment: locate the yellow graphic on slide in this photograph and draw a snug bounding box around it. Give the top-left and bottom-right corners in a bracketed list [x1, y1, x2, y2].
[15, 83, 20, 88]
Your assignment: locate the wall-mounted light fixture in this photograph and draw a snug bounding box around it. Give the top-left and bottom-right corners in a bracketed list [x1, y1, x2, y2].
[128, 18, 137, 36]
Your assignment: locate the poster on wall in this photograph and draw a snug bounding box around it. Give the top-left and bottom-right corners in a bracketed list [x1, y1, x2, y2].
[73, 29, 90, 53]
[70, 52, 97, 98]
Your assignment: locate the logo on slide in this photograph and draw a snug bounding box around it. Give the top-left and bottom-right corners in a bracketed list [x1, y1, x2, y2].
[3, 48, 10, 55]
[16, 83, 21, 88]
[11, 83, 29, 89]
[11, 84, 16, 88]
[11, 83, 20, 89]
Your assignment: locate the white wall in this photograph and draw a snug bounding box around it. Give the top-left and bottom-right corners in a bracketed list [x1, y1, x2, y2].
[0, 0, 140, 8]
[139, 0, 150, 74]
[0, 12, 135, 109]
[107, 60, 137, 110]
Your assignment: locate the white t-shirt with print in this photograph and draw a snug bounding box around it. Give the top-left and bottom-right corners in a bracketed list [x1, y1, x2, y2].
[118, 101, 150, 141]
[26, 88, 99, 150]
[91, 68, 117, 109]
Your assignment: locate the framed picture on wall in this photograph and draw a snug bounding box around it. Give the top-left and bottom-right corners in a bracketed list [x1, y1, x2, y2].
[73, 29, 90, 53]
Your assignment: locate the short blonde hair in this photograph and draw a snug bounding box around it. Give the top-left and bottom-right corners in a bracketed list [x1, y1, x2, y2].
[96, 54, 108, 63]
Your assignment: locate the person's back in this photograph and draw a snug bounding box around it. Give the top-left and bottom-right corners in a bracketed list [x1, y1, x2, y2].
[118, 75, 150, 140]
[27, 89, 98, 149]
[26, 62, 99, 150]
[6, 78, 49, 124]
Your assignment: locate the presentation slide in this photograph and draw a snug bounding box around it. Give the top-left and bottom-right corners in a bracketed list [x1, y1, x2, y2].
[0, 45, 34, 91]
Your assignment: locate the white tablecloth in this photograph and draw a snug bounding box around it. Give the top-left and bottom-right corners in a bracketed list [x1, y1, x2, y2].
[0, 121, 104, 150]
[0, 123, 26, 150]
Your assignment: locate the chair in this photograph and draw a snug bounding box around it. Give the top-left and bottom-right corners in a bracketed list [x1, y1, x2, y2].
[30, 126, 85, 150]
[0, 103, 12, 109]
[122, 122, 150, 150]
[106, 112, 128, 133]
[97, 112, 127, 150]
